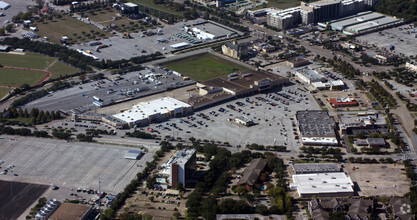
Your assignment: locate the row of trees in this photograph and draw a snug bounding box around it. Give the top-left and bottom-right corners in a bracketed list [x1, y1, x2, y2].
[327, 56, 361, 79]
[2, 108, 61, 125]
[375, 0, 417, 23]
[368, 80, 397, 108]
[0, 125, 49, 137]
[125, 130, 156, 139]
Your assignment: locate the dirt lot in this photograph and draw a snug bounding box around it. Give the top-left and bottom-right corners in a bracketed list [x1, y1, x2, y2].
[0, 180, 49, 219]
[345, 163, 410, 197]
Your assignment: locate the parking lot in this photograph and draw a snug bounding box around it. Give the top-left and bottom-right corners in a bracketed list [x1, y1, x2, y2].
[357, 24, 417, 57]
[0, 0, 35, 28]
[0, 136, 154, 194]
[70, 18, 241, 61]
[344, 163, 410, 197]
[24, 67, 194, 113]
[140, 84, 320, 152]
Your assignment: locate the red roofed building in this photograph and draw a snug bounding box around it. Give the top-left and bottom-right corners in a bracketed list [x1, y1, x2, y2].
[329, 98, 359, 108]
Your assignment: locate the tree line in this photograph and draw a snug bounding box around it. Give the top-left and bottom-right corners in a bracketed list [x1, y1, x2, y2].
[2, 107, 61, 125]
[375, 0, 417, 23]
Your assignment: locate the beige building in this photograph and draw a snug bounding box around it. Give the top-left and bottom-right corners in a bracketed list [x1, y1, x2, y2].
[221, 41, 249, 60]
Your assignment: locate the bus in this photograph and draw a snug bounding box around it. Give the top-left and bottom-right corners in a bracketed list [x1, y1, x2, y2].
[93, 96, 103, 107]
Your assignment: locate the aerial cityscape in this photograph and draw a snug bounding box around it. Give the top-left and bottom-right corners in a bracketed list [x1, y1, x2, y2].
[0, 0, 417, 219]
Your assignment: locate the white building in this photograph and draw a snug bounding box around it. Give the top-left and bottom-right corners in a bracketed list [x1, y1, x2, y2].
[295, 68, 326, 84]
[406, 61, 417, 72]
[0, 1, 10, 10]
[112, 97, 192, 127]
[289, 172, 354, 197]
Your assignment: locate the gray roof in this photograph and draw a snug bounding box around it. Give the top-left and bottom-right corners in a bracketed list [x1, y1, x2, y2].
[296, 110, 336, 137]
[366, 138, 385, 146]
[390, 198, 414, 219]
[237, 158, 267, 186]
[347, 198, 373, 219]
[124, 150, 142, 159]
[293, 163, 340, 174]
[312, 209, 330, 220]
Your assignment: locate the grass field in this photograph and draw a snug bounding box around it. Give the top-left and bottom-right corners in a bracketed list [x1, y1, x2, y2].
[48, 61, 79, 79]
[0, 69, 47, 87]
[161, 53, 250, 81]
[33, 14, 112, 44]
[0, 87, 12, 99]
[0, 52, 56, 70]
[255, 0, 300, 9]
[130, 0, 184, 16]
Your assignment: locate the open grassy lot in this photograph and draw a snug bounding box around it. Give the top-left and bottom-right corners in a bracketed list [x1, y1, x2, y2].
[85, 8, 120, 23]
[33, 14, 112, 44]
[161, 53, 250, 81]
[256, 0, 300, 9]
[0, 52, 56, 69]
[0, 68, 47, 87]
[130, 0, 184, 16]
[0, 87, 12, 98]
[48, 61, 79, 79]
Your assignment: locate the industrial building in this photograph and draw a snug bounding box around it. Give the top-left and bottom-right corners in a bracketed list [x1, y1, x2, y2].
[112, 97, 193, 128]
[324, 11, 402, 35]
[290, 172, 354, 197]
[295, 68, 326, 84]
[159, 149, 196, 188]
[48, 203, 92, 220]
[328, 97, 359, 108]
[296, 110, 338, 146]
[124, 150, 142, 160]
[292, 163, 340, 174]
[222, 41, 249, 60]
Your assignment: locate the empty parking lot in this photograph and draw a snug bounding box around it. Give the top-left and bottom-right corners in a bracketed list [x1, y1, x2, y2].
[0, 136, 154, 194]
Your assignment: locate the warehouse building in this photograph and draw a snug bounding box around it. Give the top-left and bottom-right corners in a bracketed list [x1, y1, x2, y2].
[159, 149, 196, 188]
[295, 68, 326, 84]
[290, 172, 354, 197]
[292, 163, 340, 174]
[0, 1, 10, 10]
[112, 97, 193, 128]
[296, 110, 338, 146]
[124, 150, 142, 160]
[324, 11, 402, 35]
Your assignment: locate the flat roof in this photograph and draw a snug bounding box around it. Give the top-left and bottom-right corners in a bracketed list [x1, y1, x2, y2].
[124, 150, 142, 159]
[113, 97, 191, 123]
[170, 42, 190, 49]
[0, 1, 10, 9]
[290, 172, 354, 195]
[331, 12, 384, 29]
[347, 16, 400, 32]
[296, 110, 336, 137]
[296, 68, 325, 81]
[123, 2, 138, 7]
[293, 163, 340, 173]
[49, 203, 91, 220]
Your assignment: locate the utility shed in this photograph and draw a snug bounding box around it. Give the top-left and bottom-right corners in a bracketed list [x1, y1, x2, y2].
[124, 150, 142, 160]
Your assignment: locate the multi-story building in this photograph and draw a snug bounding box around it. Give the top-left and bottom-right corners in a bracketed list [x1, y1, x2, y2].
[168, 149, 196, 188]
[301, 0, 365, 24]
[267, 7, 301, 30]
[221, 41, 249, 60]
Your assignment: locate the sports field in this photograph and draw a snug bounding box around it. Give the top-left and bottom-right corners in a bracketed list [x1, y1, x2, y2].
[0, 52, 55, 69]
[0, 87, 12, 98]
[48, 61, 79, 79]
[0, 180, 49, 220]
[33, 14, 112, 44]
[0, 68, 47, 87]
[161, 53, 250, 81]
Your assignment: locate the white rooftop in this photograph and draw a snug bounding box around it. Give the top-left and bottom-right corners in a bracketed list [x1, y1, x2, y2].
[290, 172, 354, 196]
[113, 97, 191, 123]
[301, 137, 338, 145]
[0, 1, 10, 10]
[331, 80, 344, 86]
